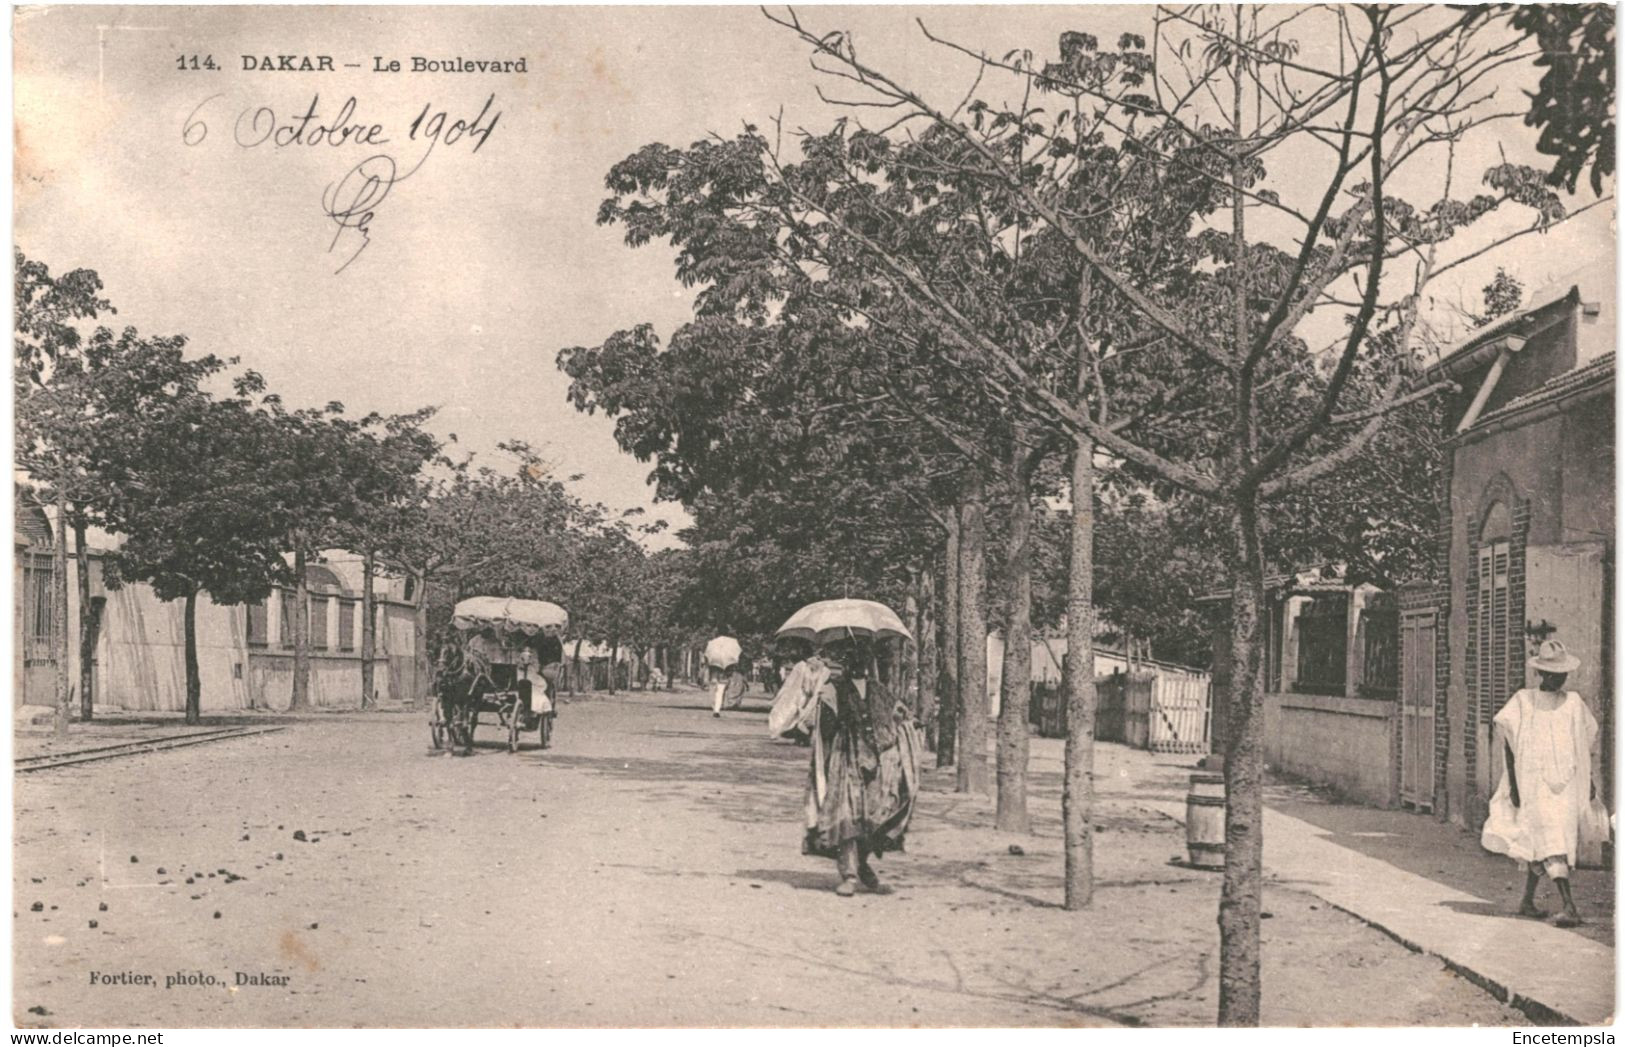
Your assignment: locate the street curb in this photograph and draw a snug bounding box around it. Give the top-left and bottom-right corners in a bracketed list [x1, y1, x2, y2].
[1310, 897, 1578, 1026]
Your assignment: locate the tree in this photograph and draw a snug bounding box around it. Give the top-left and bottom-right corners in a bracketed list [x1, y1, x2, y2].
[14, 251, 113, 735]
[378, 441, 618, 693]
[329, 410, 440, 707]
[1091, 494, 1222, 668]
[1493, 4, 1615, 196]
[569, 115, 1115, 811]
[1473, 267, 1525, 327]
[98, 369, 293, 724]
[241, 399, 430, 711]
[759, 6, 1589, 1023]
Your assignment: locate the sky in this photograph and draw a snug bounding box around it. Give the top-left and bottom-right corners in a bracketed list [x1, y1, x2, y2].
[13, 5, 1616, 551]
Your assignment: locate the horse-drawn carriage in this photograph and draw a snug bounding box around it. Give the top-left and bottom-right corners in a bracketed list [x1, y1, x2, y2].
[431, 596, 567, 756]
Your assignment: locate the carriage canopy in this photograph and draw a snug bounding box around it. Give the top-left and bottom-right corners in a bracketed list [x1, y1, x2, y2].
[452, 596, 570, 636]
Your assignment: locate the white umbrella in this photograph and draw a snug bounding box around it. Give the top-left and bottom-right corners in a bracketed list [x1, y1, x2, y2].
[776, 599, 913, 645]
[704, 635, 742, 669]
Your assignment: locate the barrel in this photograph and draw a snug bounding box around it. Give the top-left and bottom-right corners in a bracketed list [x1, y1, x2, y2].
[1186, 772, 1226, 869]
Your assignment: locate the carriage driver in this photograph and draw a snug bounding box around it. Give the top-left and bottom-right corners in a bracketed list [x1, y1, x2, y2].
[525, 623, 566, 719]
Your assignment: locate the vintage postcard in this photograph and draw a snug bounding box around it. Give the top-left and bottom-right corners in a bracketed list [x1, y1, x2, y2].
[11, 3, 1617, 1032]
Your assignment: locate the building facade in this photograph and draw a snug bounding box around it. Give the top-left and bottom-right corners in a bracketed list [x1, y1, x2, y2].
[13, 509, 424, 714]
[1204, 270, 1614, 821]
[1207, 568, 1403, 806]
[1411, 276, 1615, 828]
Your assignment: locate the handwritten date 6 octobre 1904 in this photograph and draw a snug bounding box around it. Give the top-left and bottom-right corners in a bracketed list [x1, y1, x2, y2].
[181, 93, 502, 273]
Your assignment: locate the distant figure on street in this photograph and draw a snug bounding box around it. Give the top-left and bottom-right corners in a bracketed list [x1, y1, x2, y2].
[706, 633, 742, 718]
[803, 641, 921, 897]
[525, 624, 566, 745]
[722, 657, 749, 711]
[1482, 640, 1600, 927]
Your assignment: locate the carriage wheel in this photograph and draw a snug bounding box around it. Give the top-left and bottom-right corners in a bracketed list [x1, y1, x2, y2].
[430, 717, 447, 751]
[538, 713, 553, 750]
[507, 708, 522, 753]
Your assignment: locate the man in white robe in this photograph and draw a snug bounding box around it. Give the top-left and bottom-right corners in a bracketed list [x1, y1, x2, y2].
[1482, 640, 1599, 928]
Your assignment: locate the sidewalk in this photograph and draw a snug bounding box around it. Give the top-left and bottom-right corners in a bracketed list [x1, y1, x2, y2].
[1027, 736, 1615, 1025]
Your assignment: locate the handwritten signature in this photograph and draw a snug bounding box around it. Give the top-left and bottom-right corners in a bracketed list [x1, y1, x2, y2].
[321, 155, 397, 274]
[184, 93, 502, 273]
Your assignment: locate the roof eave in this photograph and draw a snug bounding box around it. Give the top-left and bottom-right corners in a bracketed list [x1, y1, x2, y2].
[1425, 287, 1579, 380]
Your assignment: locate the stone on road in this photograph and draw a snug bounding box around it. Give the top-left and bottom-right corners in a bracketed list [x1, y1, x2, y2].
[13, 688, 1521, 1027]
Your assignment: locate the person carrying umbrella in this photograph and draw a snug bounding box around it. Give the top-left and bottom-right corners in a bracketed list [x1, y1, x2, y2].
[803, 638, 921, 896]
[705, 633, 742, 718]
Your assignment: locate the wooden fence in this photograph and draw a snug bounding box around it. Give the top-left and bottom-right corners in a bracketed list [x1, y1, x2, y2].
[1030, 670, 1211, 755]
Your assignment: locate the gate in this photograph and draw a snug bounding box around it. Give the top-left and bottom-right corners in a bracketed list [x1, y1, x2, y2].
[1149, 674, 1211, 754]
[1400, 610, 1437, 810]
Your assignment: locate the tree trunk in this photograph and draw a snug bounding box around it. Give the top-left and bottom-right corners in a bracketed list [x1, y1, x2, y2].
[1218, 490, 1267, 1026]
[919, 566, 938, 749]
[183, 589, 202, 725]
[74, 518, 95, 722]
[52, 494, 70, 737]
[361, 549, 377, 707]
[1063, 435, 1098, 910]
[1217, 49, 1265, 1023]
[996, 447, 1035, 833]
[571, 639, 583, 695]
[1209, 602, 1234, 758]
[290, 544, 311, 711]
[938, 510, 961, 767]
[411, 573, 430, 707]
[957, 475, 990, 795]
[904, 580, 920, 714]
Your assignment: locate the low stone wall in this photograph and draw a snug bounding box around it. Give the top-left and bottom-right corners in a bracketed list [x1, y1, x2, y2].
[1264, 691, 1398, 807]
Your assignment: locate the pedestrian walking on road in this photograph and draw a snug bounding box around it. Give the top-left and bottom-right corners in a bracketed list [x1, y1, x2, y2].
[706, 633, 742, 718]
[802, 641, 922, 897]
[1481, 640, 1602, 928]
[722, 658, 749, 710]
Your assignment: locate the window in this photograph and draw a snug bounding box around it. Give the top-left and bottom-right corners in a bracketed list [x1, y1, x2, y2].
[1358, 593, 1399, 698]
[246, 600, 269, 647]
[1294, 595, 1348, 696]
[1475, 537, 1512, 717]
[337, 599, 356, 652]
[310, 597, 329, 651]
[24, 564, 55, 659]
[1265, 596, 1286, 693]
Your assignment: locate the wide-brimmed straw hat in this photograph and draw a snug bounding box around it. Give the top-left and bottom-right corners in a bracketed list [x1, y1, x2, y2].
[1529, 639, 1581, 674]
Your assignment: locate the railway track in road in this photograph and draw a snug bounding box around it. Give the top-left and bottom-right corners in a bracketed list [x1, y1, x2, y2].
[15, 725, 290, 773]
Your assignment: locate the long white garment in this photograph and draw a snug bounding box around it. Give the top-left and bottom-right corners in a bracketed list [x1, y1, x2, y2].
[768, 657, 830, 737]
[1482, 689, 1598, 864]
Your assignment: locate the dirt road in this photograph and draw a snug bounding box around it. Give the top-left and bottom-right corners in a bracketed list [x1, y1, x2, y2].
[13, 686, 1521, 1027]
